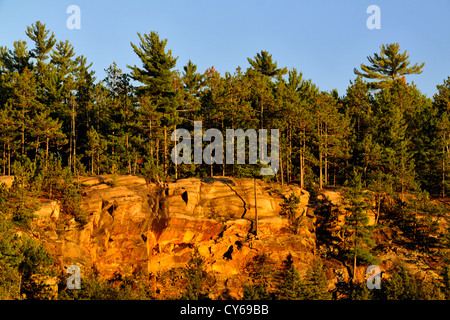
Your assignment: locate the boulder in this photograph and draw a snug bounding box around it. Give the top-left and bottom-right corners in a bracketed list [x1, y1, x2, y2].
[33, 200, 60, 227]
[0, 175, 14, 188]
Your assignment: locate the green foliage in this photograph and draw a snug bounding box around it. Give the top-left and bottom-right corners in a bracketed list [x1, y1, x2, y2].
[243, 283, 271, 300]
[394, 191, 445, 251]
[35, 155, 87, 223]
[243, 253, 276, 300]
[2, 160, 41, 225]
[277, 259, 331, 300]
[280, 192, 302, 234]
[354, 43, 425, 89]
[342, 172, 380, 277]
[58, 271, 154, 300]
[382, 264, 445, 300]
[277, 264, 306, 300]
[302, 259, 332, 300]
[0, 211, 55, 299]
[180, 247, 209, 300]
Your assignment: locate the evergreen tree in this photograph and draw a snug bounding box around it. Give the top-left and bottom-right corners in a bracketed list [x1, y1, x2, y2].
[372, 80, 418, 200]
[354, 43, 425, 89]
[277, 264, 305, 300]
[247, 50, 287, 78]
[128, 31, 179, 177]
[313, 92, 351, 189]
[342, 172, 380, 284]
[302, 259, 331, 300]
[181, 247, 209, 300]
[434, 78, 450, 197]
[243, 253, 275, 300]
[0, 40, 33, 73]
[5, 68, 43, 159]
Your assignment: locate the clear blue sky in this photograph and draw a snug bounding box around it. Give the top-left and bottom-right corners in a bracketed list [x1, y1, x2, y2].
[0, 0, 449, 97]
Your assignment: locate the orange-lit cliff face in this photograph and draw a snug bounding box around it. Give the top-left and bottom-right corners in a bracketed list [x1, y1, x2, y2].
[25, 175, 448, 299]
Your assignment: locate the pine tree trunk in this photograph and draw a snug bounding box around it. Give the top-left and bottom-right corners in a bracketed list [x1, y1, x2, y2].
[126, 134, 131, 174]
[319, 150, 323, 190]
[319, 122, 323, 190]
[174, 124, 177, 180]
[7, 142, 11, 176]
[280, 151, 284, 187]
[91, 150, 94, 175]
[156, 138, 160, 165]
[443, 142, 446, 198]
[288, 127, 291, 184]
[301, 128, 306, 191]
[164, 126, 167, 177]
[97, 152, 100, 175]
[2, 142, 5, 175]
[254, 177, 258, 238]
[353, 223, 358, 285]
[70, 95, 76, 172]
[222, 118, 225, 176]
[149, 118, 153, 159]
[22, 123, 25, 157]
[375, 194, 381, 225]
[21, 92, 25, 157]
[45, 137, 49, 170]
[324, 123, 328, 186]
[112, 132, 115, 174]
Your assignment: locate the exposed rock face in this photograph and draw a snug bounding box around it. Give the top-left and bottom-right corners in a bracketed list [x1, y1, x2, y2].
[31, 175, 315, 298]
[26, 175, 447, 299]
[0, 175, 14, 188]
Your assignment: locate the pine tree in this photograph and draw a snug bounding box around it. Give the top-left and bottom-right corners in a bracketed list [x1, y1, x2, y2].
[0, 40, 33, 73]
[372, 80, 418, 200]
[128, 31, 179, 177]
[344, 77, 382, 185]
[302, 259, 331, 300]
[342, 171, 380, 284]
[354, 43, 425, 90]
[29, 110, 66, 167]
[243, 253, 275, 300]
[25, 21, 56, 78]
[181, 247, 209, 300]
[287, 69, 317, 190]
[247, 50, 287, 78]
[313, 92, 351, 189]
[277, 265, 304, 299]
[434, 78, 450, 197]
[50, 40, 77, 170]
[0, 104, 20, 175]
[5, 68, 43, 159]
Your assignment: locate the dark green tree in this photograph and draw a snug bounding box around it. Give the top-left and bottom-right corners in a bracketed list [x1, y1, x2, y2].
[181, 247, 209, 300]
[342, 172, 380, 284]
[128, 31, 180, 177]
[354, 43, 425, 89]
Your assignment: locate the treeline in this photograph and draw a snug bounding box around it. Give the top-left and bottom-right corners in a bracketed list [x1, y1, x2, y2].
[1, 22, 450, 199]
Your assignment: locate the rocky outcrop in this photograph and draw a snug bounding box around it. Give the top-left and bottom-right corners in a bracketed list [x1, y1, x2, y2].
[0, 175, 14, 188]
[29, 175, 315, 298]
[23, 175, 447, 299]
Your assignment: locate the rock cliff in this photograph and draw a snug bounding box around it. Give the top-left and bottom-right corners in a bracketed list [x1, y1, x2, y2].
[30, 175, 315, 298]
[25, 175, 448, 299]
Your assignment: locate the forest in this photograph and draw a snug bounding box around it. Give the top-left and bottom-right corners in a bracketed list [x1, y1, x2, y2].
[0, 21, 449, 300]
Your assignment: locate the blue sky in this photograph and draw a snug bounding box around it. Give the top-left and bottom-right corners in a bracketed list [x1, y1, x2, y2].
[0, 0, 449, 97]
